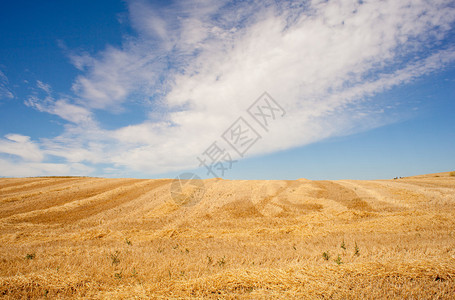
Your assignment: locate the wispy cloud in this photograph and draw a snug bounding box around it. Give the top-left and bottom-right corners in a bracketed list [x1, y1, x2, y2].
[0, 157, 94, 177]
[0, 70, 14, 100]
[6, 0, 455, 177]
[26, 81, 94, 125]
[0, 134, 44, 162]
[0, 132, 95, 177]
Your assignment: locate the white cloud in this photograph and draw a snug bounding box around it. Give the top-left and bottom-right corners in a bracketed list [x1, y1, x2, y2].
[13, 0, 455, 176]
[0, 158, 93, 177]
[26, 81, 94, 125]
[0, 134, 44, 162]
[0, 132, 97, 177]
[52, 100, 94, 124]
[36, 80, 52, 94]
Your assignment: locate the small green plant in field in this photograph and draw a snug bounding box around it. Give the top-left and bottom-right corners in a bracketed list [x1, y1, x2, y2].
[354, 242, 360, 256]
[450, 171, 455, 177]
[217, 256, 226, 267]
[334, 255, 343, 265]
[322, 251, 330, 260]
[25, 253, 35, 260]
[341, 240, 346, 250]
[110, 251, 120, 265]
[125, 238, 132, 246]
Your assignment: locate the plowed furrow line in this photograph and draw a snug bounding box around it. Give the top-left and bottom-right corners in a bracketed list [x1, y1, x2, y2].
[0, 178, 90, 199]
[0, 178, 141, 219]
[0, 178, 63, 192]
[266, 180, 322, 212]
[313, 181, 374, 211]
[393, 179, 455, 189]
[11, 179, 168, 224]
[336, 180, 407, 211]
[255, 180, 293, 211]
[84, 179, 173, 224]
[380, 180, 455, 197]
[373, 181, 430, 202]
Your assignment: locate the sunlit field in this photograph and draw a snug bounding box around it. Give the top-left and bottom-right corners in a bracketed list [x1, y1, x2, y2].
[1, 172, 454, 299]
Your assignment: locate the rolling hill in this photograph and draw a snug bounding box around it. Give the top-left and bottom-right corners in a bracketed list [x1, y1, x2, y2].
[0, 172, 454, 298]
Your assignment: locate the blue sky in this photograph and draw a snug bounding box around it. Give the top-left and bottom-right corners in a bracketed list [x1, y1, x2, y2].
[0, 0, 454, 180]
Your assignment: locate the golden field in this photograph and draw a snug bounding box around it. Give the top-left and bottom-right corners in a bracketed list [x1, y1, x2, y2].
[0, 172, 454, 299]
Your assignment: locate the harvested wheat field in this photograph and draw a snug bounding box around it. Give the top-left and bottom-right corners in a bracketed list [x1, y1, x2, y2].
[0, 172, 455, 299]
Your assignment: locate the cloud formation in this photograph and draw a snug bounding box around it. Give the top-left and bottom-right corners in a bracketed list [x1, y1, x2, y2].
[0, 70, 14, 100]
[26, 81, 94, 125]
[2, 0, 455, 177]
